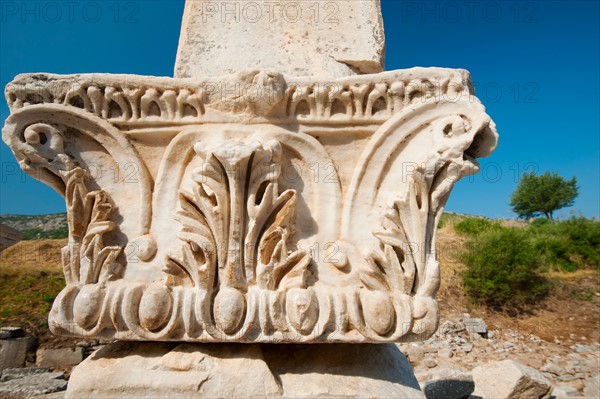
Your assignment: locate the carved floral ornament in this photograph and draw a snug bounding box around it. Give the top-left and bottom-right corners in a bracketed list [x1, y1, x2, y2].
[2, 68, 498, 343]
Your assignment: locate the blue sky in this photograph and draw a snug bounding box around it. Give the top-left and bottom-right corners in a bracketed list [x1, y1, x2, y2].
[1, 0, 598, 219]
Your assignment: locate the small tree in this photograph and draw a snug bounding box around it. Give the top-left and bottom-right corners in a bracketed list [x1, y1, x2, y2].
[510, 171, 578, 220]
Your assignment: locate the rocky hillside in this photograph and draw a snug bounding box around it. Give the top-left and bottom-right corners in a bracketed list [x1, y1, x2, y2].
[0, 214, 67, 240]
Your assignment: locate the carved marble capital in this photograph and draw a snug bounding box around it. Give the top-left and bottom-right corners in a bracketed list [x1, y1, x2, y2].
[2, 68, 498, 343]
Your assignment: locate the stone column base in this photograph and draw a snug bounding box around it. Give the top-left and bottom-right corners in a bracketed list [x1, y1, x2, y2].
[66, 342, 424, 398]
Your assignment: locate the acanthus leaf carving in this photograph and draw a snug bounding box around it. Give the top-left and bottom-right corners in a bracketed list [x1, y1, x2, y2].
[165, 139, 311, 295]
[163, 188, 218, 289]
[62, 167, 123, 286]
[361, 108, 496, 302]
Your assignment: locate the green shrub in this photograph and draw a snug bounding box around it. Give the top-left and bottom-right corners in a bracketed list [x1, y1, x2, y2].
[462, 228, 550, 308]
[529, 216, 599, 271]
[455, 217, 502, 236]
[530, 218, 551, 228]
[558, 217, 600, 267]
[533, 234, 573, 271]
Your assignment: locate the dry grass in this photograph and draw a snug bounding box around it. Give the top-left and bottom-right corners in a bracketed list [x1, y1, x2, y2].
[435, 223, 471, 314]
[0, 239, 67, 337]
[0, 239, 67, 273]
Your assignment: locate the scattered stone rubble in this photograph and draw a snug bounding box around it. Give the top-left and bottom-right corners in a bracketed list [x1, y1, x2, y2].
[398, 315, 600, 398]
[0, 327, 112, 398]
[0, 367, 67, 397]
[1, 318, 598, 398]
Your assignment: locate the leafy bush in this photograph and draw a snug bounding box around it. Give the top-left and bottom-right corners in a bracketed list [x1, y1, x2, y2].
[530, 218, 551, 228]
[533, 234, 572, 271]
[462, 228, 550, 308]
[530, 216, 599, 271]
[460, 216, 598, 308]
[454, 217, 502, 236]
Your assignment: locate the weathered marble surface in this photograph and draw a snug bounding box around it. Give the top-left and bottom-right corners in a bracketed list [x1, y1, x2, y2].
[2, 67, 498, 344]
[2, 1, 500, 397]
[175, 0, 385, 78]
[66, 342, 424, 398]
[1, 0, 499, 347]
